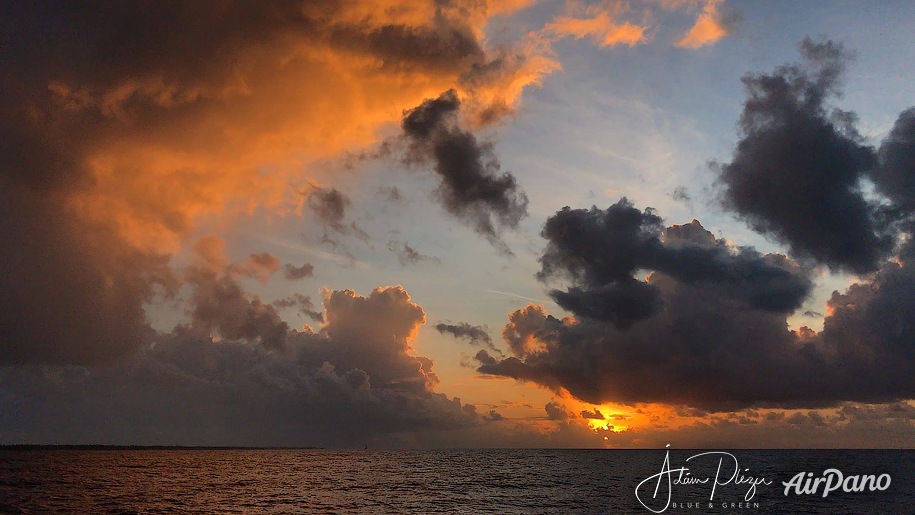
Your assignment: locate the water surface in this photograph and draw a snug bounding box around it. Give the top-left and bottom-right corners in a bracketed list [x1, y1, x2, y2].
[0, 449, 910, 513]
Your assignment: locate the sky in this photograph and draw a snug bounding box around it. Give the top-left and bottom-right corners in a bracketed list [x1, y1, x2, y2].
[1, 0, 914, 448]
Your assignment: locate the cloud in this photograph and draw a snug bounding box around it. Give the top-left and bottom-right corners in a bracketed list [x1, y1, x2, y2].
[0, 0, 551, 367]
[545, 11, 648, 48]
[675, 0, 732, 49]
[474, 349, 499, 366]
[305, 185, 368, 241]
[0, 191, 174, 364]
[0, 285, 480, 447]
[536, 199, 812, 329]
[388, 241, 441, 267]
[377, 185, 404, 203]
[670, 186, 691, 203]
[484, 410, 504, 421]
[580, 409, 605, 420]
[283, 262, 315, 281]
[545, 401, 573, 420]
[601, 402, 915, 448]
[307, 186, 350, 230]
[436, 322, 500, 354]
[273, 293, 323, 323]
[13, 1, 517, 255]
[716, 38, 904, 274]
[456, 43, 562, 125]
[185, 259, 290, 351]
[873, 108, 915, 212]
[236, 252, 281, 283]
[478, 39, 915, 412]
[401, 89, 529, 252]
[478, 196, 915, 410]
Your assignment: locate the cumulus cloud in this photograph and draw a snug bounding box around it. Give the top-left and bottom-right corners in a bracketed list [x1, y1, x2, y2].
[536, 199, 812, 329]
[185, 255, 290, 351]
[716, 38, 907, 274]
[401, 89, 529, 252]
[0, 286, 479, 446]
[493, 38, 908, 410]
[478, 196, 915, 410]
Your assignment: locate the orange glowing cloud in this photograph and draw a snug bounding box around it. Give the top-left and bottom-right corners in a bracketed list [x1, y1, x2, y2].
[676, 0, 731, 49]
[458, 38, 562, 125]
[546, 11, 648, 48]
[3, 1, 572, 365]
[42, 1, 558, 256]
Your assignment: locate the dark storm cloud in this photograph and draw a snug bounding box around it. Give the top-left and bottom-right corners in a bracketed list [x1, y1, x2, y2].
[812, 257, 915, 399]
[283, 262, 315, 280]
[0, 190, 174, 364]
[716, 38, 897, 274]
[480, 205, 915, 409]
[874, 108, 915, 212]
[536, 199, 812, 329]
[0, 286, 479, 447]
[1, 2, 485, 112]
[401, 89, 529, 252]
[477, 39, 915, 411]
[0, 0, 195, 364]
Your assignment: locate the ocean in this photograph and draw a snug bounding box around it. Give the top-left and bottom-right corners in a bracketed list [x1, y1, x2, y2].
[0, 449, 911, 513]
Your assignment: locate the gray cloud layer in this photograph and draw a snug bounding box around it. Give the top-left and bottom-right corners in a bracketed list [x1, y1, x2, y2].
[0, 284, 477, 447]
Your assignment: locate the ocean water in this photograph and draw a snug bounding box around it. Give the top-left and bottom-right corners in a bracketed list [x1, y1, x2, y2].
[0, 449, 911, 513]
